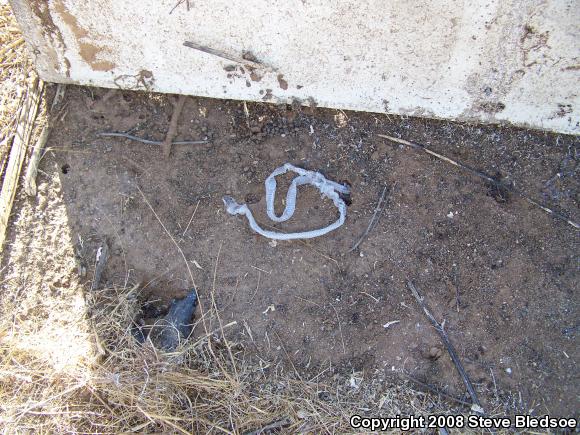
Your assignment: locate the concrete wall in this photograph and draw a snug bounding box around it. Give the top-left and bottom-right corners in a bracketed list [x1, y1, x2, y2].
[10, 0, 580, 134]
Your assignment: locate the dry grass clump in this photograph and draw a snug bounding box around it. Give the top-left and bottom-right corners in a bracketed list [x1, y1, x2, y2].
[0, 283, 364, 433]
[0, 3, 31, 173]
[1, 280, 465, 433]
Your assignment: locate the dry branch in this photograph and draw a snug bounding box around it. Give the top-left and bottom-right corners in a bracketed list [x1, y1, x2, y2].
[349, 184, 389, 252]
[183, 41, 267, 70]
[91, 239, 110, 291]
[0, 76, 42, 251]
[162, 94, 188, 157]
[406, 280, 484, 414]
[99, 131, 207, 146]
[378, 134, 579, 230]
[24, 83, 65, 196]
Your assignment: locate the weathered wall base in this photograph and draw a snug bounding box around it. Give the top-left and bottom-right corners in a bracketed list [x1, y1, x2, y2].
[10, 0, 580, 134]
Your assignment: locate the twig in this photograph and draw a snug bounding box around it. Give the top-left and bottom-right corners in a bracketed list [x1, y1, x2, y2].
[378, 134, 579, 230]
[402, 372, 472, 407]
[0, 77, 42, 251]
[183, 41, 267, 70]
[329, 303, 346, 354]
[453, 267, 460, 313]
[210, 242, 239, 380]
[406, 280, 484, 414]
[249, 270, 261, 303]
[90, 239, 109, 291]
[349, 184, 389, 252]
[181, 199, 200, 238]
[24, 84, 66, 196]
[136, 184, 211, 340]
[243, 101, 250, 128]
[490, 368, 498, 401]
[15, 382, 86, 419]
[244, 418, 292, 435]
[163, 95, 188, 157]
[99, 132, 207, 146]
[136, 185, 196, 290]
[382, 320, 400, 329]
[169, 0, 190, 14]
[273, 330, 303, 382]
[0, 36, 23, 59]
[360, 291, 379, 303]
[250, 265, 271, 275]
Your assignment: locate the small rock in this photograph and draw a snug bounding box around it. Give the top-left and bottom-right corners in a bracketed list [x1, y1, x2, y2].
[297, 409, 308, 419]
[427, 346, 443, 360]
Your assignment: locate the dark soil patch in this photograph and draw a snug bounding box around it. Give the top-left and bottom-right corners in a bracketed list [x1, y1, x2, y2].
[46, 85, 578, 416]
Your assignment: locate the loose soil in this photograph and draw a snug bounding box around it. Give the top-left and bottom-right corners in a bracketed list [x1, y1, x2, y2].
[5, 85, 579, 417]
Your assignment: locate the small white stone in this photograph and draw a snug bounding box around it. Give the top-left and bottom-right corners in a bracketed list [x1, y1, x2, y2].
[447, 211, 454, 218]
[269, 239, 278, 247]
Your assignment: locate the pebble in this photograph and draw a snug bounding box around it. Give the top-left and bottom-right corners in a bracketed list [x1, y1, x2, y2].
[428, 346, 443, 360]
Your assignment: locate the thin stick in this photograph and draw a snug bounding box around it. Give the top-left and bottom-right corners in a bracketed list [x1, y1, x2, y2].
[329, 303, 346, 354]
[402, 372, 472, 407]
[163, 95, 188, 157]
[183, 41, 266, 70]
[249, 270, 261, 302]
[0, 77, 42, 251]
[136, 185, 196, 290]
[16, 382, 85, 418]
[136, 406, 191, 435]
[137, 184, 210, 339]
[273, 330, 303, 382]
[406, 280, 484, 414]
[181, 200, 200, 237]
[349, 184, 389, 252]
[250, 265, 271, 275]
[98, 132, 207, 146]
[210, 242, 239, 379]
[169, 0, 188, 14]
[378, 134, 579, 230]
[245, 418, 292, 435]
[0, 36, 23, 58]
[24, 84, 66, 196]
[90, 239, 109, 291]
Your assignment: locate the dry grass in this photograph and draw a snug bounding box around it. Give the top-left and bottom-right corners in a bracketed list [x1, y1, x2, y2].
[1, 281, 460, 434]
[0, 2, 31, 176]
[0, 4, 474, 433]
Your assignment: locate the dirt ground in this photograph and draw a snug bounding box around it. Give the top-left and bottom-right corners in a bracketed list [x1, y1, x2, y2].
[5, 84, 579, 419]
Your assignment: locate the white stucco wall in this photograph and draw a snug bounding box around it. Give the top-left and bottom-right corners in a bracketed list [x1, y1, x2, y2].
[10, 0, 580, 134]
